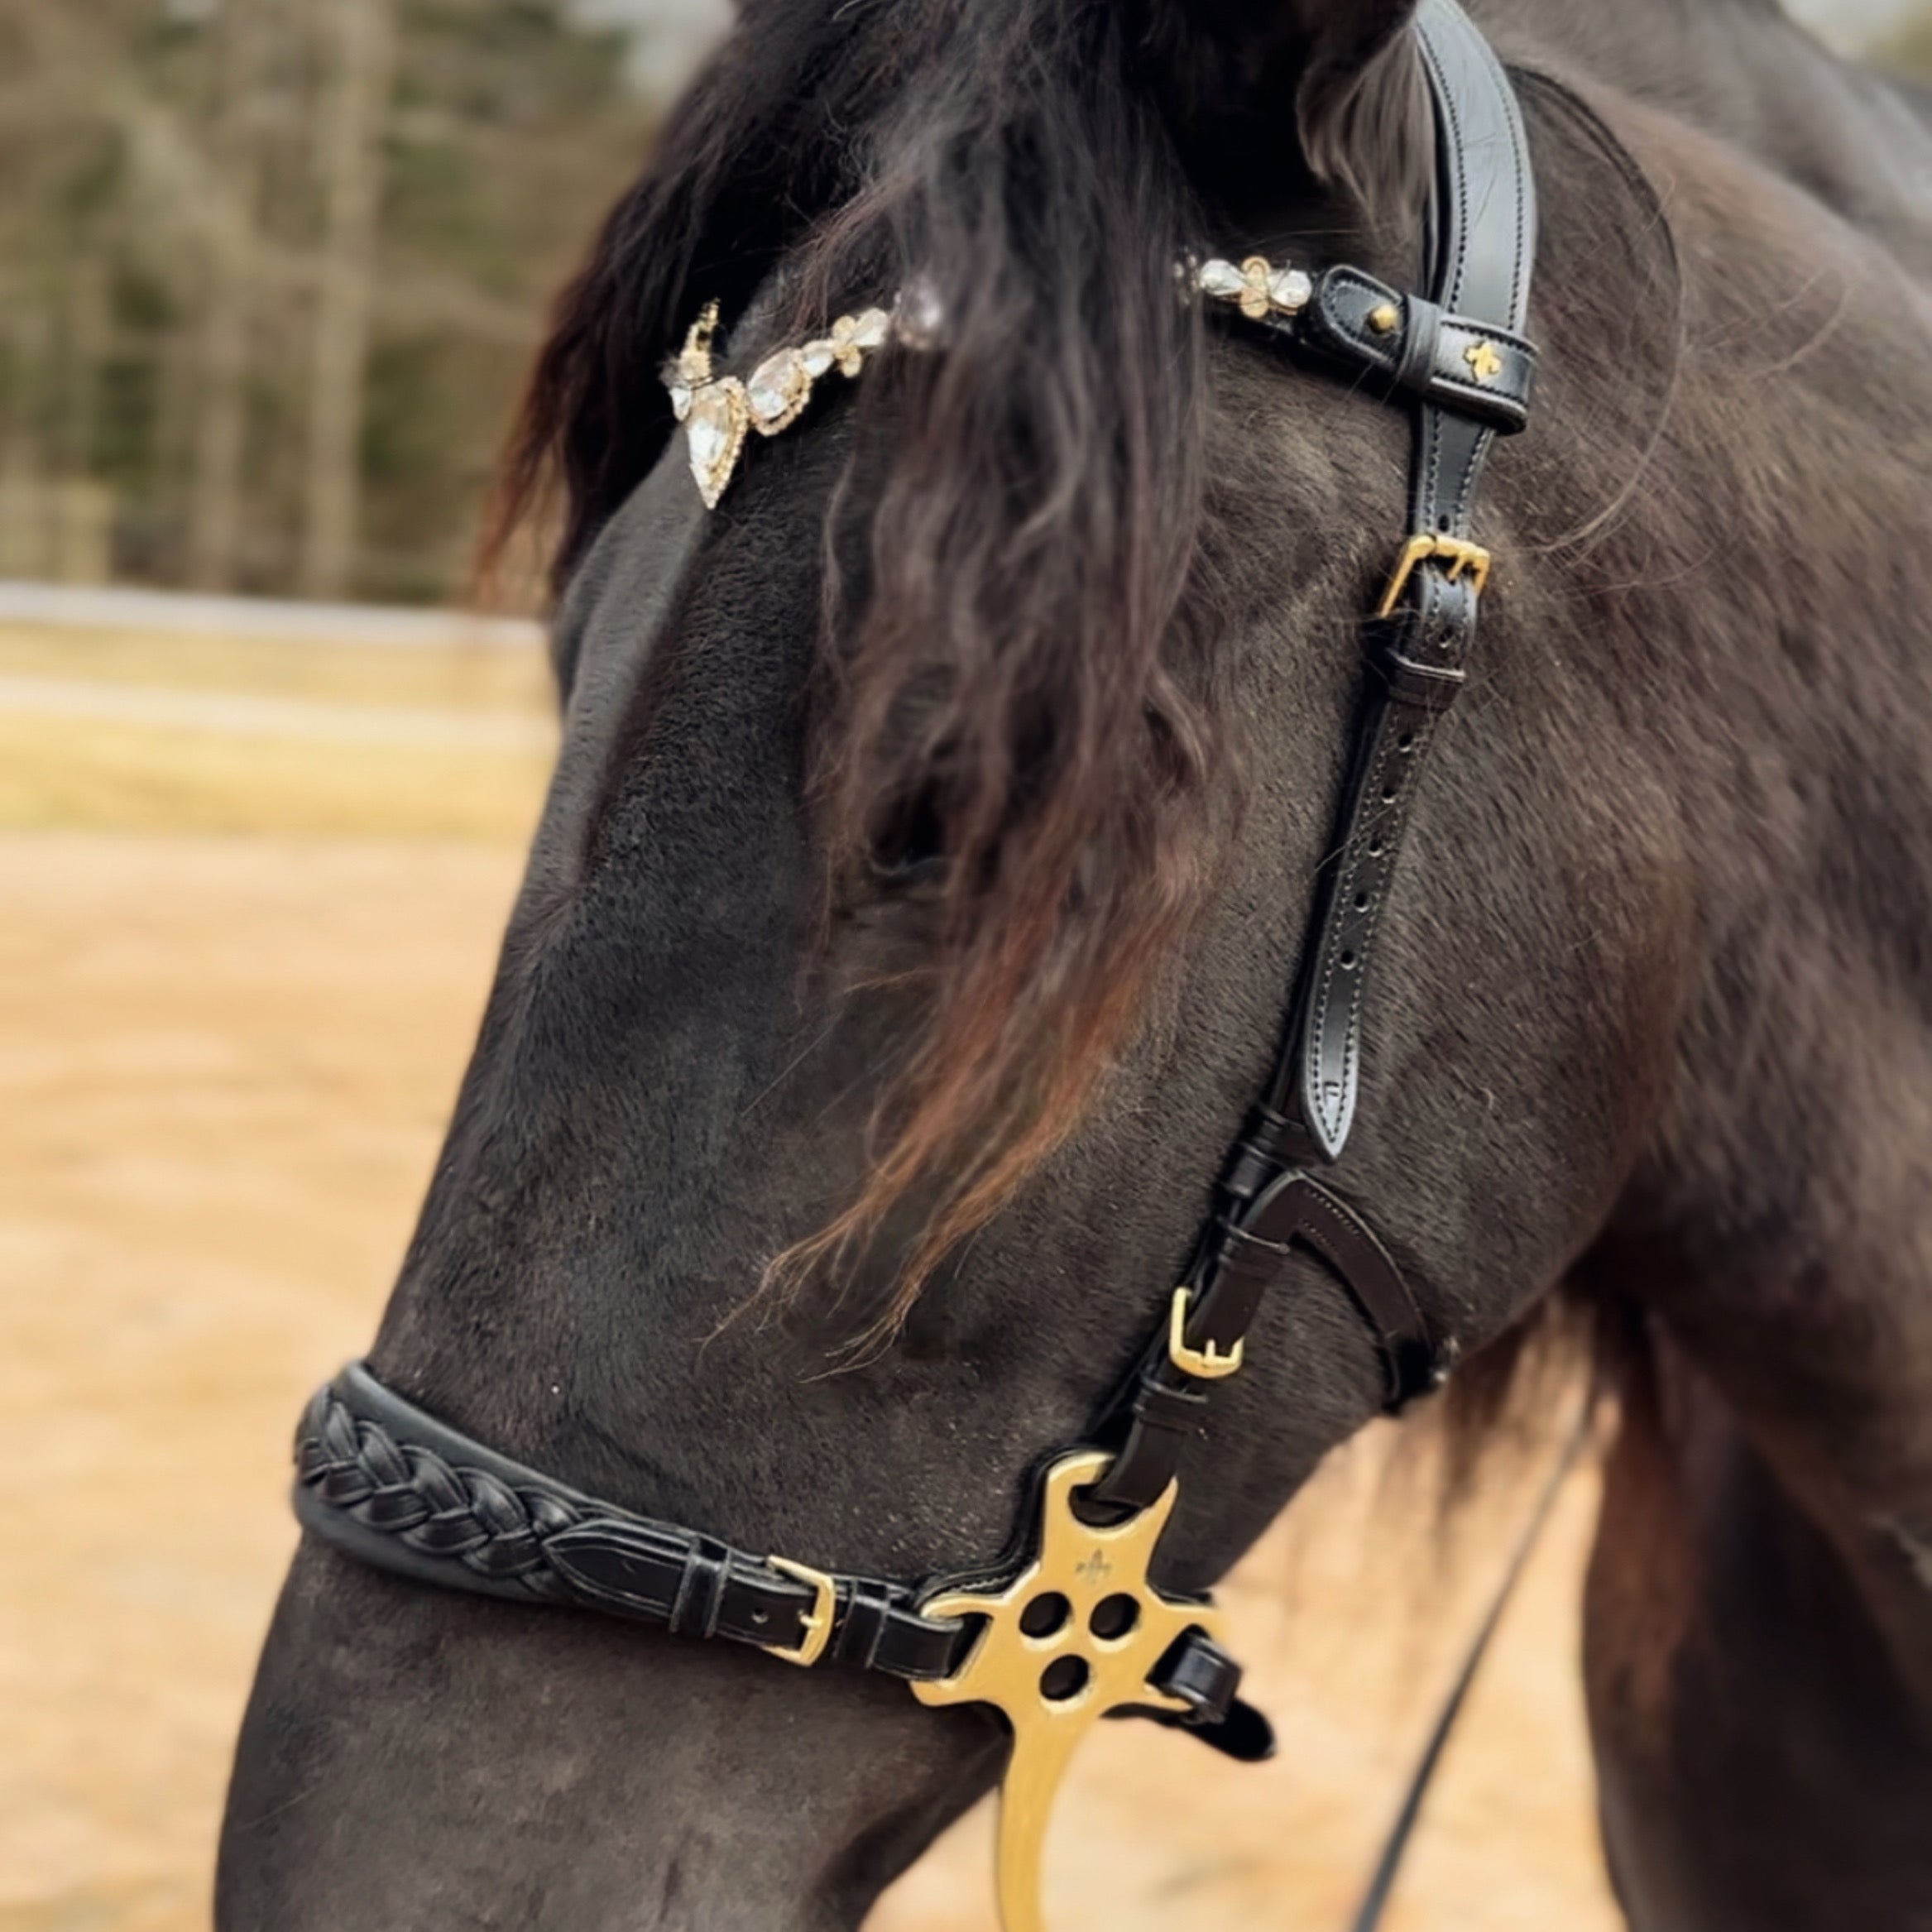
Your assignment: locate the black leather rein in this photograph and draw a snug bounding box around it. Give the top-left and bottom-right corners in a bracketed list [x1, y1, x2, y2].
[291, 0, 1538, 1910]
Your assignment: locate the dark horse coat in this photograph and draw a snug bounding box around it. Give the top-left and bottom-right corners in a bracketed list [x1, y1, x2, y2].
[221, 2, 1932, 1927]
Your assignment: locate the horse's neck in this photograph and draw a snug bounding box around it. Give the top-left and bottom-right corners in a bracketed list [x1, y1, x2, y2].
[1488, 0, 1932, 275]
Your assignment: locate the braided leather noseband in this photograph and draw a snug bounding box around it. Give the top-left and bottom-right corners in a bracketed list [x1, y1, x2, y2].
[293, 5, 1537, 1925]
[300, 1364, 1251, 1719]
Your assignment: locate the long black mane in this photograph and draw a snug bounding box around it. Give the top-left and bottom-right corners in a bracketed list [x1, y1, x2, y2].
[495, 0, 1432, 1322]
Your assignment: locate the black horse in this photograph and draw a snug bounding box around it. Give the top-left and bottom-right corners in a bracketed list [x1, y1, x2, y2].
[219, 2, 1932, 1926]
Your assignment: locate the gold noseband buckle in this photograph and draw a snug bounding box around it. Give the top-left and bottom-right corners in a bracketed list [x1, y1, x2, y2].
[764, 1556, 837, 1668]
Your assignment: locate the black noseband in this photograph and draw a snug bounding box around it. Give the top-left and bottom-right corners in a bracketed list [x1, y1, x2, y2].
[297, 1362, 1272, 1757]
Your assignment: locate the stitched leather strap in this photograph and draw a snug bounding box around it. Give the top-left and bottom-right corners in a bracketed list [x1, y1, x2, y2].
[296, 1364, 970, 1678]
[1287, 0, 1536, 1166]
[295, 1364, 1273, 1757]
[1086, 1169, 1445, 1519]
[1086, 0, 1533, 1518]
[1298, 266, 1536, 433]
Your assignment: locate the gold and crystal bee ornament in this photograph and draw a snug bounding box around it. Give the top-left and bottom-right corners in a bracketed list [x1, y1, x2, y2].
[914, 1450, 1224, 1932]
[1196, 253, 1313, 322]
[664, 300, 894, 508]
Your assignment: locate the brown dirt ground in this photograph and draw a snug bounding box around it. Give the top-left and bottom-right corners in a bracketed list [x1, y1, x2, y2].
[0, 622, 1623, 1931]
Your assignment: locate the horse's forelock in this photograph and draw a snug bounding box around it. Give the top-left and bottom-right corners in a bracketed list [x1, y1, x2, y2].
[489, 0, 1436, 1332]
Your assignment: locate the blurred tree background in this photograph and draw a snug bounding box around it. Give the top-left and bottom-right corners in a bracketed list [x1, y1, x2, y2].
[1894, 7, 1932, 69]
[0, 0, 1923, 610]
[0, 0, 710, 606]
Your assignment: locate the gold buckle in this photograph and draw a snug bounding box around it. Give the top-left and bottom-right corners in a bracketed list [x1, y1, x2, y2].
[1167, 1286, 1244, 1381]
[765, 1556, 837, 1667]
[1378, 535, 1492, 619]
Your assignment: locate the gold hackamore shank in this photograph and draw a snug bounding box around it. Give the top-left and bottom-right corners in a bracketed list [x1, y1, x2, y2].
[913, 1450, 1224, 1932]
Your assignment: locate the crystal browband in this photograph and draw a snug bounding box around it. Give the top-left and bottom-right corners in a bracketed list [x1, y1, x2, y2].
[661, 252, 1534, 511]
[665, 300, 894, 508]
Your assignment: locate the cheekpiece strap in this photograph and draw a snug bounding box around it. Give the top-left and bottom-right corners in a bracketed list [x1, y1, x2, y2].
[1091, 0, 1536, 1518]
[1284, 0, 1536, 1166]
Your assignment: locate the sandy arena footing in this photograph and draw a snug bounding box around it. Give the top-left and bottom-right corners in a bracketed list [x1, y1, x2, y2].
[0, 827, 1619, 1931]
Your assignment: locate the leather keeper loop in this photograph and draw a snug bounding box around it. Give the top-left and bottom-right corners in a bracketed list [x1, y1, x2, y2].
[1299, 266, 1536, 433]
[667, 1543, 730, 1638]
[832, 1580, 893, 1670]
[1378, 649, 1468, 712]
[1395, 294, 1444, 394]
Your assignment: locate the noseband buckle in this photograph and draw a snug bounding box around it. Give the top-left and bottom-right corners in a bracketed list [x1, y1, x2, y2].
[1378, 534, 1493, 619]
[1167, 1286, 1244, 1380]
[765, 1556, 837, 1667]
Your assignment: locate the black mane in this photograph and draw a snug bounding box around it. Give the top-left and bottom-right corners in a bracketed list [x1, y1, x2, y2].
[494, 1, 1433, 1323]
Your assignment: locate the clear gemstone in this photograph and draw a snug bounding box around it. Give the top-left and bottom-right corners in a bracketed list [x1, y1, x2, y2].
[1197, 259, 1244, 299]
[801, 340, 837, 377]
[1268, 267, 1313, 313]
[686, 380, 749, 508]
[746, 348, 809, 427]
[668, 381, 694, 421]
[687, 399, 732, 472]
[851, 307, 890, 350]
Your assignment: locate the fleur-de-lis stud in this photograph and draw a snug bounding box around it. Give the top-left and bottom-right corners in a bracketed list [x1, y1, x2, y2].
[1464, 338, 1506, 383]
[824, 311, 878, 376]
[914, 1450, 1222, 1932]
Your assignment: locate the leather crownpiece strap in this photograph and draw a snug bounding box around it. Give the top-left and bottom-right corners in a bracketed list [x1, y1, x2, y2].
[1293, 0, 1537, 1168]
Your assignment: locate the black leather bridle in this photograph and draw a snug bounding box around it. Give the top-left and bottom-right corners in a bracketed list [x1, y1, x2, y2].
[293, 0, 1538, 1912]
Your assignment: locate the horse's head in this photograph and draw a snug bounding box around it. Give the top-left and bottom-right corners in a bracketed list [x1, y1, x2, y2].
[221, 1, 1704, 1923]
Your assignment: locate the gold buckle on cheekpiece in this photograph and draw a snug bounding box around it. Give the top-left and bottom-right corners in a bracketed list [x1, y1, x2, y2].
[1167, 1287, 1244, 1380]
[1378, 535, 1493, 619]
[765, 1556, 837, 1667]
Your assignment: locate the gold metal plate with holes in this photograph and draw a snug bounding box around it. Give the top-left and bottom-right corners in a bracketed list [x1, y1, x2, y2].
[913, 1450, 1223, 1932]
